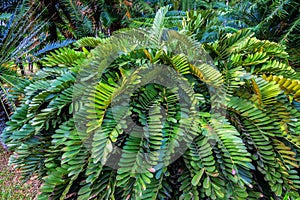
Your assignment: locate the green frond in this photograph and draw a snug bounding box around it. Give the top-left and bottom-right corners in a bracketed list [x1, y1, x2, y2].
[2, 7, 300, 200]
[39, 119, 88, 200]
[210, 116, 253, 188]
[41, 47, 87, 68]
[150, 6, 169, 46]
[58, 0, 94, 38]
[0, 4, 46, 66]
[75, 37, 107, 48]
[179, 168, 200, 200]
[258, 0, 290, 25]
[0, 12, 12, 20]
[263, 75, 300, 101]
[280, 15, 300, 46]
[1, 39, 88, 185]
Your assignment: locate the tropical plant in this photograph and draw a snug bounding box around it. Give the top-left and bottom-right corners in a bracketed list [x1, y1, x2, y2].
[0, 1, 45, 118]
[2, 7, 300, 200]
[227, 0, 300, 67]
[128, 7, 241, 43]
[0, 0, 21, 13]
[0, 0, 75, 119]
[181, 9, 242, 43]
[28, 0, 155, 39]
[127, 9, 185, 30]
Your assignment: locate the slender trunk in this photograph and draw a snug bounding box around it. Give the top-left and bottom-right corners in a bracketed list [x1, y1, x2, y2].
[18, 63, 25, 75]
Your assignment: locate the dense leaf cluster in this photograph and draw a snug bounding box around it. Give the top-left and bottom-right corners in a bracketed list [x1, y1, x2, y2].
[2, 7, 300, 200]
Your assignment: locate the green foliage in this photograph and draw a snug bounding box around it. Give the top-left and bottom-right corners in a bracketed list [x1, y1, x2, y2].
[0, 1, 46, 118]
[0, 0, 76, 117]
[127, 10, 185, 30]
[227, 0, 300, 67]
[0, 0, 21, 13]
[2, 7, 300, 200]
[28, 0, 155, 39]
[181, 9, 240, 43]
[128, 8, 240, 43]
[74, 37, 106, 49]
[0, 3, 44, 81]
[2, 43, 88, 180]
[204, 29, 300, 198]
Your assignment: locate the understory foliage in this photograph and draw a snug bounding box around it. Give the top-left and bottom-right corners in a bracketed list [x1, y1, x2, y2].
[0, 0, 74, 118]
[2, 7, 300, 200]
[229, 0, 300, 68]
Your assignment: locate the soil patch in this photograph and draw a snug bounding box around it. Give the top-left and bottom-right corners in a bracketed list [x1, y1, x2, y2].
[0, 103, 41, 199]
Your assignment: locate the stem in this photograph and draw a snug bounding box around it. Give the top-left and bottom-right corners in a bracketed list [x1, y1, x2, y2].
[0, 85, 10, 120]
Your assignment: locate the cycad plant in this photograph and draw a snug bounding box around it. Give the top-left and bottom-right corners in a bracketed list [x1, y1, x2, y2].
[227, 0, 300, 68]
[0, 1, 45, 118]
[2, 7, 300, 200]
[0, 0, 74, 118]
[28, 0, 154, 39]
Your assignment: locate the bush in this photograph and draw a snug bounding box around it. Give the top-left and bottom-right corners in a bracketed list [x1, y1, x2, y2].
[2, 7, 300, 200]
